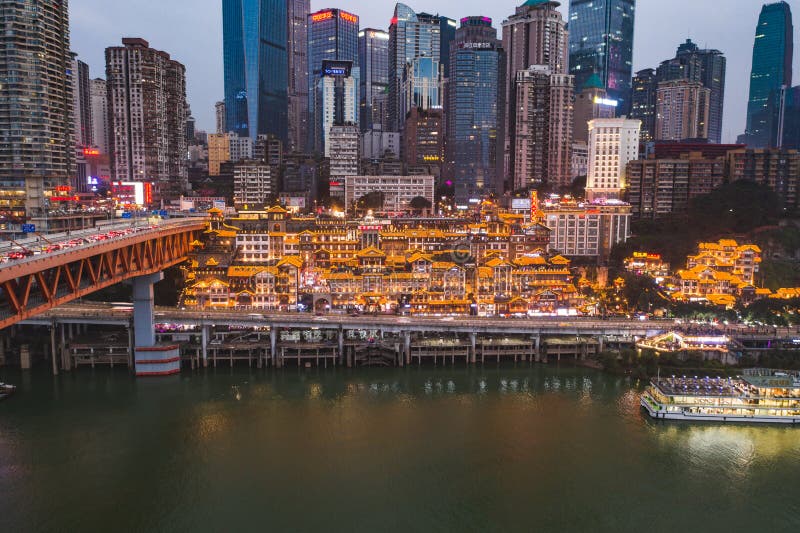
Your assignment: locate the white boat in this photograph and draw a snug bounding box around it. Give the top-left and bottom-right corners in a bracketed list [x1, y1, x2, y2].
[0, 382, 15, 401]
[641, 369, 800, 424]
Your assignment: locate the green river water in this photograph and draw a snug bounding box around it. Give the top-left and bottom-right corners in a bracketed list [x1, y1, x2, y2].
[1, 365, 799, 532]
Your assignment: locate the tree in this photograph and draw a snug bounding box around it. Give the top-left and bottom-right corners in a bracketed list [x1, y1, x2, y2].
[410, 196, 432, 211]
[356, 191, 385, 211]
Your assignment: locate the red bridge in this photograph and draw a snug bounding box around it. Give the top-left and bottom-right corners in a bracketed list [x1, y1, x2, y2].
[0, 219, 206, 375]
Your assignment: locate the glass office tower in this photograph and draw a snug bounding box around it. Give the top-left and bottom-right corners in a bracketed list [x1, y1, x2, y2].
[307, 8, 360, 153]
[568, 0, 636, 112]
[358, 29, 389, 132]
[446, 16, 503, 203]
[223, 0, 288, 142]
[741, 1, 793, 148]
[389, 3, 441, 131]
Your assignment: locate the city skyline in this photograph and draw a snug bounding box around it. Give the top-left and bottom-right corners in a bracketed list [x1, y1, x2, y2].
[69, 0, 799, 143]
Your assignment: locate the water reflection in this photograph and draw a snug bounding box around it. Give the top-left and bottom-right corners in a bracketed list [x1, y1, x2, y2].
[2, 366, 800, 532]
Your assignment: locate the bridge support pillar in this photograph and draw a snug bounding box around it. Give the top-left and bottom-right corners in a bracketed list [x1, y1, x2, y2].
[534, 336, 541, 363]
[338, 328, 344, 366]
[201, 326, 209, 367]
[132, 273, 180, 377]
[469, 333, 477, 364]
[50, 322, 58, 376]
[270, 327, 277, 368]
[598, 336, 605, 354]
[403, 331, 411, 366]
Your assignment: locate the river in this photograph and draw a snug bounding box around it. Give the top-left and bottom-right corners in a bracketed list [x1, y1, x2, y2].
[1, 365, 799, 532]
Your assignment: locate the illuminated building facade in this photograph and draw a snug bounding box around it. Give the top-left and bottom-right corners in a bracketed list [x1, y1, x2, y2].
[585, 117, 640, 201]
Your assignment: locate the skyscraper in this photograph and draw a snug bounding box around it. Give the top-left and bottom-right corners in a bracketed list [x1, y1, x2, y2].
[446, 16, 504, 202]
[316, 60, 359, 156]
[512, 66, 574, 190]
[90, 79, 109, 154]
[657, 40, 726, 143]
[655, 80, 711, 141]
[215, 101, 227, 135]
[106, 38, 188, 203]
[502, 0, 570, 192]
[287, 0, 310, 152]
[389, 3, 442, 132]
[223, 0, 288, 142]
[568, 0, 636, 112]
[358, 28, 389, 132]
[307, 8, 360, 152]
[573, 73, 618, 144]
[585, 117, 641, 201]
[740, 1, 793, 148]
[630, 69, 657, 143]
[0, 0, 73, 221]
[71, 56, 93, 149]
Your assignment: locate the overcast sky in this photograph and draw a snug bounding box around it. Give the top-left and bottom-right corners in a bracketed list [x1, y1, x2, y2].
[71, 0, 799, 142]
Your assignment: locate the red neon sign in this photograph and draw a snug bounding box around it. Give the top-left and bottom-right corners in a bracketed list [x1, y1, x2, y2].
[83, 148, 100, 156]
[340, 11, 358, 24]
[311, 11, 333, 22]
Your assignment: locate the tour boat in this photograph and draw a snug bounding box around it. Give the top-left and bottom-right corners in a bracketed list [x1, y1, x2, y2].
[0, 382, 15, 401]
[641, 369, 800, 424]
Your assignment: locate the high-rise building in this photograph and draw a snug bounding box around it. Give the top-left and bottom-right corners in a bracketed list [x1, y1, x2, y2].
[223, 0, 288, 142]
[501, 0, 569, 193]
[656, 40, 726, 144]
[215, 101, 226, 135]
[585, 117, 641, 201]
[328, 124, 360, 200]
[0, 0, 73, 221]
[782, 86, 800, 149]
[399, 56, 443, 122]
[316, 60, 359, 156]
[106, 38, 188, 203]
[436, 15, 457, 76]
[630, 68, 658, 143]
[740, 1, 793, 148]
[287, 1, 310, 152]
[362, 131, 401, 159]
[512, 66, 574, 191]
[229, 134, 254, 161]
[234, 161, 275, 207]
[208, 134, 231, 177]
[389, 3, 442, 132]
[90, 79, 109, 155]
[446, 16, 504, 202]
[573, 73, 618, 144]
[404, 108, 444, 171]
[656, 80, 711, 141]
[71, 56, 93, 149]
[627, 155, 726, 219]
[359, 29, 390, 132]
[568, 0, 636, 112]
[307, 8, 359, 153]
[726, 148, 800, 210]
